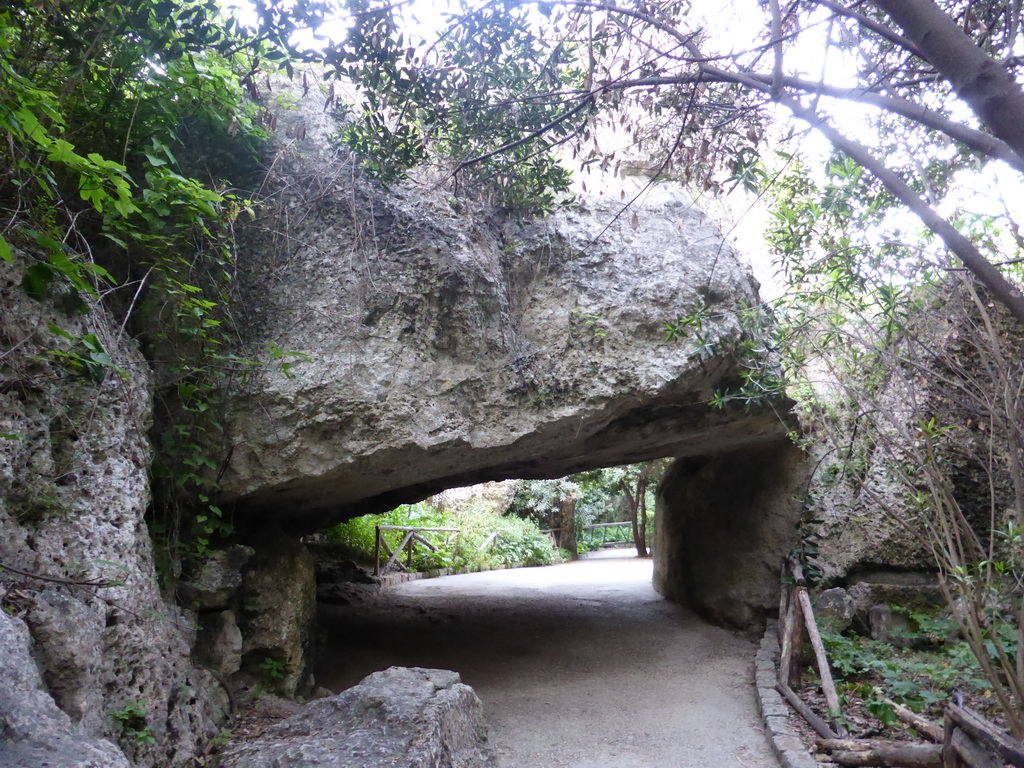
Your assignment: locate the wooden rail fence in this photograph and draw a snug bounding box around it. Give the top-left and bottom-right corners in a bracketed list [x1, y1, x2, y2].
[373, 525, 460, 577]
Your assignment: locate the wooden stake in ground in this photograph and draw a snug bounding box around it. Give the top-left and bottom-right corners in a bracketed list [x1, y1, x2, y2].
[795, 584, 848, 736]
[778, 586, 804, 688]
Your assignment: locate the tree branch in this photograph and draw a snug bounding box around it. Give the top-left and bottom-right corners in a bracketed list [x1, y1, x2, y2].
[454, 94, 594, 171]
[595, 70, 1024, 173]
[746, 74, 1024, 173]
[872, 0, 1024, 159]
[780, 94, 1024, 325]
[769, 0, 784, 99]
[811, 0, 923, 59]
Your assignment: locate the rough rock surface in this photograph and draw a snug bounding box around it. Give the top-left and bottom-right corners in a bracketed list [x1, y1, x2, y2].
[0, 251, 226, 766]
[237, 533, 317, 697]
[814, 587, 857, 633]
[179, 544, 255, 611]
[0, 610, 131, 768]
[219, 666, 497, 768]
[653, 441, 807, 630]
[221, 78, 790, 532]
[806, 438, 935, 583]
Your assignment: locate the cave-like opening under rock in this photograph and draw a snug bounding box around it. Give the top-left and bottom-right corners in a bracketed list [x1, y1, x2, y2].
[312, 547, 778, 768]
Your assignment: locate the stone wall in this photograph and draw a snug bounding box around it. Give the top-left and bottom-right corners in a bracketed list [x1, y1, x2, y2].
[653, 440, 808, 631]
[0, 251, 225, 767]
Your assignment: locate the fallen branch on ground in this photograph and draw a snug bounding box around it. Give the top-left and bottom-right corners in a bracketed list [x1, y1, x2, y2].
[816, 738, 943, 768]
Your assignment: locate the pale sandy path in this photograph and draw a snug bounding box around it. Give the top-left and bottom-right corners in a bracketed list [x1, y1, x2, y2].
[316, 551, 777, 768]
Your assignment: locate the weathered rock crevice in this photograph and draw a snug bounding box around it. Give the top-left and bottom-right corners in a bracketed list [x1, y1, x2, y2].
[0, 252, 228, 767]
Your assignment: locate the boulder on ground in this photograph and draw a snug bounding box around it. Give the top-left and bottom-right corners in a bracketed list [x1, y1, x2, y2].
[218, 666, 496, 768]
[815, 587, 856, 633]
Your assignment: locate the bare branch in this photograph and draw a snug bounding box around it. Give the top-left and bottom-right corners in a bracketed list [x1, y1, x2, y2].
[811, 0, 923, 58]
[769, 0, 784, 99]
[779, 93, 1024, 325]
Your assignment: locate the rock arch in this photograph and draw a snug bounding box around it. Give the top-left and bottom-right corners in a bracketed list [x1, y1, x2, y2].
[221, 83, 804, 636]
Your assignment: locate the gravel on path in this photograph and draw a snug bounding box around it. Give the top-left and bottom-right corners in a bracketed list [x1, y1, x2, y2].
[316, 551, 778, 768]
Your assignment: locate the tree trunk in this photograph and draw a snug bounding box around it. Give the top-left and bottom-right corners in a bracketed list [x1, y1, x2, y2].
[559, 496, 577, 560]
[637, 475, 649, 557]
[871, 0, 1024, 162]
[620, 478, 648, 557]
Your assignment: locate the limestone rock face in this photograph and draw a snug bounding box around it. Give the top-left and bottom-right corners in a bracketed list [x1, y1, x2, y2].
[237, 534, 317, 697]
[0, 611, 131, 768]
[178, 544, 255, 611]
[654, 442, 807, 631]
[219, 666, 497, 768]
[0, 251, 225, 767]
[221, 79, 789, 532]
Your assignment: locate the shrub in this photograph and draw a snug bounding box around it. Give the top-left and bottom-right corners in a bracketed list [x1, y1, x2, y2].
[327, 499, 558, 572]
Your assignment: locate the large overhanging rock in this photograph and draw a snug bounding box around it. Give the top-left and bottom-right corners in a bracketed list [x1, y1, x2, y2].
[221, 79, 791, 533]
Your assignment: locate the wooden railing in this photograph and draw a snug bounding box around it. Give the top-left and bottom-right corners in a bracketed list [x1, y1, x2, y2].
[373, 525, 460, 577]
[581, 521, 633, 547]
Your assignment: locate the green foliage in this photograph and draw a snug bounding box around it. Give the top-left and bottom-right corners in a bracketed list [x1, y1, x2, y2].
[258, 656, 288, 680]
[820, 615, 995, 718]
[329, 499, 559, 572]
[328, 1, 582, 213]
[111, 699, 156, 746]
[0, 1, 319, 584]
[665, 300, 787, 411]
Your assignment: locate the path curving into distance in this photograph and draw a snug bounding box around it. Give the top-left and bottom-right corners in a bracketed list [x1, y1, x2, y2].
[316, 550, 777, 768]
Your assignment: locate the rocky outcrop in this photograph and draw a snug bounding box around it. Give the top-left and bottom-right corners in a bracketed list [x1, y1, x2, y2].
[237, 533, 317, 697]
[184, 535, 318, 697]
[0, 611, 132, 768]
[0, 251, 226, 767]
[221, 79, 791, 533]
[219, 667, 497, 768]
[653, 442, 808, 631]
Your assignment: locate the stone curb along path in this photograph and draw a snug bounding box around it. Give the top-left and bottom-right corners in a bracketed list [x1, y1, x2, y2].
[756, 620, 819, 768]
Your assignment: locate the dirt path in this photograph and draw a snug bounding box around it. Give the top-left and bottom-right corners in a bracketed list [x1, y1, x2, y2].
[316, 551, 777, 768]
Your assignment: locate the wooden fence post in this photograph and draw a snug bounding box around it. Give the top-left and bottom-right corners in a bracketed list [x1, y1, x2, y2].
[374, 526, 381, 577]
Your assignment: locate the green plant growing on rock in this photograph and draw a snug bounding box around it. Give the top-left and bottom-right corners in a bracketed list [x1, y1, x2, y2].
[0, 0, 325, 585]
[111, 699, 156, 747]
[258, 656, 288, 680]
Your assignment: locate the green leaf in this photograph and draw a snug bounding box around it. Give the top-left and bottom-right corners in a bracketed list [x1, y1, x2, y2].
[48, 138, 83, 166]
[24, 229, 67, 254]
[22, 263, 55, 301]
[0, 236, 11, 263]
